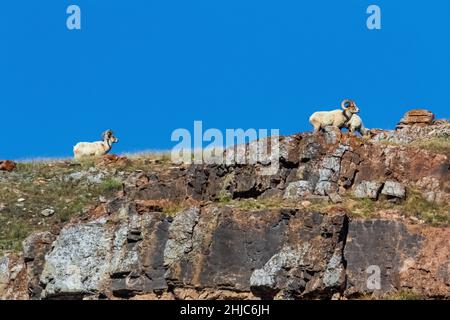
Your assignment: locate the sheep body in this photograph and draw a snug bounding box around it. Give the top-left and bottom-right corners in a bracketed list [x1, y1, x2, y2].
[73, 130, 118, 160]
[309, 99, 360, 133]
[73, 141, 110, 159]
[345, 114, 370, 136]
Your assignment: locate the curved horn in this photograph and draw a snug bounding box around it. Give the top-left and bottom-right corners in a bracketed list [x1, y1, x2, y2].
[341, 99, 351, 109]
[341, 99, 350, 109]
[102, 130, 113, 139]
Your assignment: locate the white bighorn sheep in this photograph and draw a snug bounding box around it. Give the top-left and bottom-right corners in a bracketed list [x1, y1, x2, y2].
[344, 114, 370, 136]
[73, 130, 119, 160]
[309, 99, 360, 133]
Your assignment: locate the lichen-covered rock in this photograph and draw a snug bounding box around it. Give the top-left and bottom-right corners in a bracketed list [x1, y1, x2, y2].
[249, 212, 348, 299]
[283, 180, 313, 199]
[40, 218, 113, 298]
[381, 181, 406, 199]
[163, 208, 199, 266]
[353, 181, 383, 199]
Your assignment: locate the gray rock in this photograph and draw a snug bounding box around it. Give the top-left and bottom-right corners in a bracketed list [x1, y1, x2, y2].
[344, 220, 423, 297]
[0, 256, 9, 288]
[163, 208, 200, 266]
[353, 181, 383, 199]
[87, 172, 105, 184]
[314, 181, 335, 196]
[250, 245, 310, 295]
[322, 156, 341, 172]
[328, 193, 343, 204]
[323, 251, 345, 287]
[109, 222, 140, 277]
[40, 217, 113, 298]
[65, 172, 85, 182]
[323, 126, 338, 144]
[381, 181, 406, 199]
[283, 180, 313, 200]
[318, 168, 333, 182]
[332, 144, 351, 158]
[41, 208, 55, 217]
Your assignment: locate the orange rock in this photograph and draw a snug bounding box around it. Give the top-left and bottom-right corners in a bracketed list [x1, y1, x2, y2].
[0, 160, 16, 172]
[134, 199, 172, 213]
[397, 109, 435, 128]
[96, 154, 130, 167]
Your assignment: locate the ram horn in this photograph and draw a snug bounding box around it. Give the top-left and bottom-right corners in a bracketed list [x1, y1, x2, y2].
[341, 99, 353, 109]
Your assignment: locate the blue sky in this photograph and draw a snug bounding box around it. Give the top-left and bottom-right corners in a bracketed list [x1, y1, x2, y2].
[1, 0, 449, 159]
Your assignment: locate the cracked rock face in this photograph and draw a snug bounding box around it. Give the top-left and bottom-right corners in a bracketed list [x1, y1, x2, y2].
[344, 220, 424, 297]
[40, 218, 113, 298]
[0, 121, 449, 300]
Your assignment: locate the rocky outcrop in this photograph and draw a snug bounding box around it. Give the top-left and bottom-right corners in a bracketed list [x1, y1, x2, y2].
[1, 204, 448, 300]
[0, 111, 449, 300]
[0, 160, 16, 172]
[397, 109, 435, 128]
[0, 205, 348, 300]
[345, 220, 450, 298]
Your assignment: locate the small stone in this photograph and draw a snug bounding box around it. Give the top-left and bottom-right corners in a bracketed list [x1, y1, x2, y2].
[65, 172, 85, 181]
[283, 181, 314, 200]
[99, 196, 107, 203]
[17, 198, 26, 203]
[301, 201, 312, 208]
[353, 181, 383, 199]
[41, 208, 55, 217]
[328, 193, 343, 204]
[381, 181, 406, 199]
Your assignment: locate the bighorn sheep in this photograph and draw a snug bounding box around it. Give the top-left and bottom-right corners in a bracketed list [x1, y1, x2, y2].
[309, 99, 360, 133]
[73, 130, 119, 160]
[344, 114, 370, 136]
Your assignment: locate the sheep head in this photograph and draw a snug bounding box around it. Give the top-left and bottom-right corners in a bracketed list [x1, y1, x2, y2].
[341, 99, 360, 114]
[102, 130, 119, 144]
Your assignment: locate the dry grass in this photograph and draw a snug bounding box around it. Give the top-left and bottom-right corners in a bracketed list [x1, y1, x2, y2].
[412, 136, 450, 158]
[384, 290, 424, 300]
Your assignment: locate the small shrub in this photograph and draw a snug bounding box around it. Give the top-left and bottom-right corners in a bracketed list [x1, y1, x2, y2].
[99, 178, 123, 193]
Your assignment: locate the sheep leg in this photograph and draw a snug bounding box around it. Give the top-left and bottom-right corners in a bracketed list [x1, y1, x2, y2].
[310, 120, 322, 133]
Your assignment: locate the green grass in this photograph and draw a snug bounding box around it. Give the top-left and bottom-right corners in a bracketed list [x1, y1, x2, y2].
[403, 190, 450, 226]
[344, 190, 450, 226]
[0, 162, 126, 255]
[99, 178, 123, 192]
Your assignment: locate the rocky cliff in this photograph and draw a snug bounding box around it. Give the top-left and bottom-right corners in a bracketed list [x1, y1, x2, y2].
[1, 110, 449, 300]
